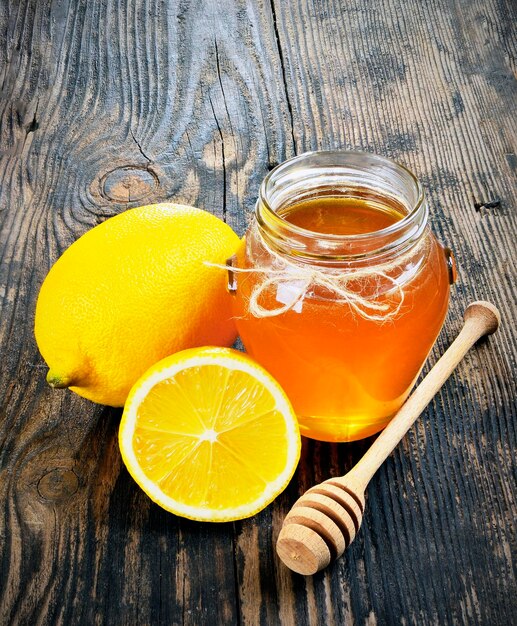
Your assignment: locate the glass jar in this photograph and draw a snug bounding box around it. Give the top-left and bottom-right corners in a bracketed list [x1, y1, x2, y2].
[229, 151, 455, 442]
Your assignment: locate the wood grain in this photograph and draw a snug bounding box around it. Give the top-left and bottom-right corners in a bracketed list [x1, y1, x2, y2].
[1, 0, 516, 624]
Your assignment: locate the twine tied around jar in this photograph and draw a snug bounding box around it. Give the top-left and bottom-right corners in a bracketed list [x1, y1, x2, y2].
[206, 238, 426, 322]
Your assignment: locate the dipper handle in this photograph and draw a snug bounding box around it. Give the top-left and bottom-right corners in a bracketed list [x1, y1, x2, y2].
[339, 301, 500, 492]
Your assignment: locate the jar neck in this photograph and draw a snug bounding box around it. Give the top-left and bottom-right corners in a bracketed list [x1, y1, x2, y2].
[256, 151, 429, 267]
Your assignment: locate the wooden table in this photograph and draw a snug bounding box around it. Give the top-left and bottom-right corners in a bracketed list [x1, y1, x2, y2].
[1, 1, 515, 624]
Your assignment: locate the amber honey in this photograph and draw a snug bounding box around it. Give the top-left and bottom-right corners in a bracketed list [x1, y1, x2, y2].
[234, 195, 450, 441]
[232, 152, 452, 442]
[280, 194, 403, 234]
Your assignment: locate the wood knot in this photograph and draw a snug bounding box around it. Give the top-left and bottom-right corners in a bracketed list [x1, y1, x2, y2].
[100, 165, 159, 203]
[473, 198, 501, 212]
[37, 468, 79, 502]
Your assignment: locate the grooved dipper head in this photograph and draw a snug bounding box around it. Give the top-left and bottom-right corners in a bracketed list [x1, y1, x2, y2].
[276, 479, 364, 575]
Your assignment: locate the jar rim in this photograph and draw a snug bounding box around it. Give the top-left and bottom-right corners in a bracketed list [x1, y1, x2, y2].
[258, 150, 425, 244]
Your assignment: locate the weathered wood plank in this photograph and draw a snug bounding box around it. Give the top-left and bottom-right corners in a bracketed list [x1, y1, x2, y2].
[267, 0, 517, 623]
[0, 0, 291, 623]
[0, 0, 516, 624]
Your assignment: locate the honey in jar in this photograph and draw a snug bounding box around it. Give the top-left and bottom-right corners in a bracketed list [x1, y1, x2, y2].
[230, 151, 455, 442]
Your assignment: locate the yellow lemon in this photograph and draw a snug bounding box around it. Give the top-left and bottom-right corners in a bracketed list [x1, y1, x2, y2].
[35, 203, 240, 406]
[119, 347, 301, 521]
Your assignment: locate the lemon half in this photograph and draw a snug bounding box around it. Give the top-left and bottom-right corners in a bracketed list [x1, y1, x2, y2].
[119, 347, 301, 522]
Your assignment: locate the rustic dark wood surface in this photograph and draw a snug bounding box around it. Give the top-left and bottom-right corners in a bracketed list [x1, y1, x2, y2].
[1, 0, 516, 624]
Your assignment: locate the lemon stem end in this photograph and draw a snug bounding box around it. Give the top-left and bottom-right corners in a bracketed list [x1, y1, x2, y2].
[46, 371, 73, 389]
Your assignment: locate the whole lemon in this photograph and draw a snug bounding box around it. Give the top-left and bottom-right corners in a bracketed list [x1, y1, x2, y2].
[35, 203, 240, 406]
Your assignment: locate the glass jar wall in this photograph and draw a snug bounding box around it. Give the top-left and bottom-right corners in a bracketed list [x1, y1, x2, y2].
[231, 151, 454, 442]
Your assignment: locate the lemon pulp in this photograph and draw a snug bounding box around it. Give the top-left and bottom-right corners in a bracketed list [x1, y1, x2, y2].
[119, 348, 301, 521]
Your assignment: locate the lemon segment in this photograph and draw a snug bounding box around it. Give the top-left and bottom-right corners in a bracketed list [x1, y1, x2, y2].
[119, 347, 301, 521]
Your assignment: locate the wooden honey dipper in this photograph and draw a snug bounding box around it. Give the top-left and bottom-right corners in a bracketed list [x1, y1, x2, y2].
[276, 301, 500, 575]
